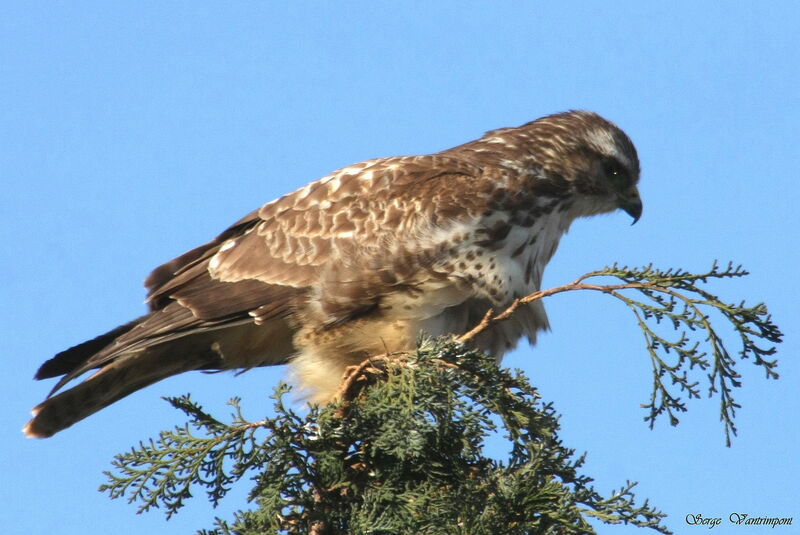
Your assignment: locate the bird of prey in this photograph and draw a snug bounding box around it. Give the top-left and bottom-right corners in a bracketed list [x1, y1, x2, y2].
[24, 110, 641, 438]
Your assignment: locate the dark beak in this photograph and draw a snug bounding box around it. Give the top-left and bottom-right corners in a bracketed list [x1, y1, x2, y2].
[619, 192, 643, 224]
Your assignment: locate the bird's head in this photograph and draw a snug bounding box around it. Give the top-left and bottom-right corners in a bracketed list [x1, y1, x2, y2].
[530, 110, 642, 223]
[483, 110, 643, 224]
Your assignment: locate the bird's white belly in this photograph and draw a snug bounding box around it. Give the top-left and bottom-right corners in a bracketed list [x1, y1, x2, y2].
[416, 213, 569, 355]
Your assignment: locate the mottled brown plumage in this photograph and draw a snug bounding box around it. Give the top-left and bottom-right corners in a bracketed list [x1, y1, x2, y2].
[25, 110, 642, 438]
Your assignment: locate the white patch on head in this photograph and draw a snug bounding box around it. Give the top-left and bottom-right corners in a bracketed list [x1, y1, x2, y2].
[585, 128, 616, 154]
[220, 240, 236, 252]
[586, 128, 631, 168]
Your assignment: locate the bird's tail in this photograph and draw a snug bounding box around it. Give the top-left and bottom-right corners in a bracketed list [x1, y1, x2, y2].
[23, 343, 212, 438]
[23, 309, 226, 439]
[25, 299, 295, 438]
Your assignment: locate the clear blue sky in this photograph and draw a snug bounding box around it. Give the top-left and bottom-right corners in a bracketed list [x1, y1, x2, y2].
[2, 3, 798, 534]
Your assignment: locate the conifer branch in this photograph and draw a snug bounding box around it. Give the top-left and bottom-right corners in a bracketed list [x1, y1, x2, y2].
[103, 342, 673, 533]
[458, 261, 782, 445]
[99, 392, 280, 518]
[100, 262, 781, 532]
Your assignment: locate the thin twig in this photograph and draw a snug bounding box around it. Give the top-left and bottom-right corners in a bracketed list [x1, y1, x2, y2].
[458, 280, 666, 344]
[333, 353, 407, 418]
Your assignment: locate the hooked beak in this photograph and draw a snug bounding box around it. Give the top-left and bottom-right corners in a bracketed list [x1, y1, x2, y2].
[619, 188, 643, 224]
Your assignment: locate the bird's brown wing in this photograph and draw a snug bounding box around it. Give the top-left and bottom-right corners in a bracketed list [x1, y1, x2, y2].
[146, 155, 486, 322]
[26, 155, 487, 438]
[37, 155, 486, 392]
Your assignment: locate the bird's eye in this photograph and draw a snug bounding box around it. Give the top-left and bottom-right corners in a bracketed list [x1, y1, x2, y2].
[602, 157, 629, 188]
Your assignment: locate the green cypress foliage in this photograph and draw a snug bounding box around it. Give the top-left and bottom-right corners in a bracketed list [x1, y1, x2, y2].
[101, 263, 781, 534]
